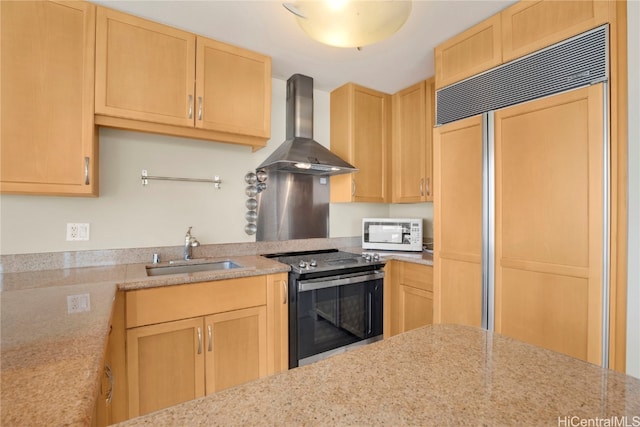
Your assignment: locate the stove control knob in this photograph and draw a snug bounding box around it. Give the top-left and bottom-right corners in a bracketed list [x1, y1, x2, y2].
[364, 253, 372, 262]
[298, 260, 308, 269]
[373, 253, 380, 261]
[309, 259, 317, 268]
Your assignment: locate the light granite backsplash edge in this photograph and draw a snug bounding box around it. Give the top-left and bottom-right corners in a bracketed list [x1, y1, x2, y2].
[0, 237, 361, 274]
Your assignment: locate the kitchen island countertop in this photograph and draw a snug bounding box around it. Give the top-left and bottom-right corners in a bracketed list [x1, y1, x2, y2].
[115, 323, 640, 426]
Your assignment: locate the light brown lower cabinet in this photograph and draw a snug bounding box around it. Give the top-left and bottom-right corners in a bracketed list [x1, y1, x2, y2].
[92, 340, 113, 427]
[105, 273, 287, 421]
[398, 285, 434, 333]
[385, 260, 434, 337]
[205, 307, 267, 394]
[127, 317, 206, 416]
[93, 291, 126, 427]
[127, 307, 267, 416]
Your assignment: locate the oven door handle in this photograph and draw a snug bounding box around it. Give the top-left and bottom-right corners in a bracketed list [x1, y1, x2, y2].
[298, 271, 384, 292]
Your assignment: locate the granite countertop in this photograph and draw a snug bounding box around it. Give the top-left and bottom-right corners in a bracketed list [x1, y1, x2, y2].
[120, 254, 290, 290]
[0, 254, 289, 426]
[0, 245, 426, 425]
[344, 247, 434, 266]
[373, 249, 433, 266]
[115, 324, 640, 426]
[0, 267, 122, 426]
[4, 244, 637, 426]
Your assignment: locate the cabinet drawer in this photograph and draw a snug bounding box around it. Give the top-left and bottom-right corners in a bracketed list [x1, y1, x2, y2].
[126, 276, 267, 328]
[398, 262, 433, 292]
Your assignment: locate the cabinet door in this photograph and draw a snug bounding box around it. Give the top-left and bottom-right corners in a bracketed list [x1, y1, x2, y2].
[1, 0, 97, 196]
[387, 261, 434, 336]
[494, 84, 604, 364]
[392, 78, 435, 203]
[352, 86, 390, 202]
[205, 306, 267, 394]
[95, 7, 195, 127]
[433, 115, 483, 327]
[330, 83, 391, 203]
[424, 78, 435, 202]
[434, 14, 502, 89]
[392, 81, 426, 203]
[266, 273, 289, 374]
[501, 0, 611, 62]
[126, 318, 205, 418]
[398, 285, 433, 334]
[93, 343, 112, 427]
[196, 37, 271, 138]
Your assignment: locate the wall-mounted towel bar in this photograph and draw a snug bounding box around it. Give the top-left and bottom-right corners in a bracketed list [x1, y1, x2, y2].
[141, 169, 222, 189]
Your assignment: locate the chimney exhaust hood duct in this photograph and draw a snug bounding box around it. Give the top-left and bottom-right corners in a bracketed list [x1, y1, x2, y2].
[257, 74, 357, 176]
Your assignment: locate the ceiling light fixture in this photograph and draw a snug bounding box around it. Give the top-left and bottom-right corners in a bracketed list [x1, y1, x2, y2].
[283, 1, 412, 49]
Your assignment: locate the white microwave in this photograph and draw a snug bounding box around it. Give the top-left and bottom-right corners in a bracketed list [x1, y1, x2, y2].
[362, 218, 423, 252]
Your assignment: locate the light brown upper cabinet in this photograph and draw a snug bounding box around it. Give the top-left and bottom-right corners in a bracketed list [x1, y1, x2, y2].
[434, 14, 502, 89]
[95, 7, 195, 127]
[0, 0, 98, 196]
[435, 0, 613, 90]
[501, 0, 611, 62]
[95, 7, 271, 149]
[330, 83, 391, 203]
[392, 78, 435, 203]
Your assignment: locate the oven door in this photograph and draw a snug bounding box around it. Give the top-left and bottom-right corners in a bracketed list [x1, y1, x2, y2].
[290, 270, 384, 368]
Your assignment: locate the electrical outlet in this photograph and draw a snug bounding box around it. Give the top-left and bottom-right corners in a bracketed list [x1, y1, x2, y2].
[67, 293, 91, 314]
[66, 223, 90, 241]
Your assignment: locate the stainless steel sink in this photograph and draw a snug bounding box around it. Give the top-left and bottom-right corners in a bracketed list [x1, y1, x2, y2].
[146, 260, 242, 276]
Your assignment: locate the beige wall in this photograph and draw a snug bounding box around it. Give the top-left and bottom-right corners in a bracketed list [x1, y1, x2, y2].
[0, 78, 434, 255]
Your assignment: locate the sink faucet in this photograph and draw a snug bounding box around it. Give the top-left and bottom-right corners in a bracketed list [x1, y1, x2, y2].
[184, 226, 200, 260]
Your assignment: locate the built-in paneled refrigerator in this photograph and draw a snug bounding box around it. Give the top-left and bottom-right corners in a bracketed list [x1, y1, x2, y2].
[433, 25, 610, 367]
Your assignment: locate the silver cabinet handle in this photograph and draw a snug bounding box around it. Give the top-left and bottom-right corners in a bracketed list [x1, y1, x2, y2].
[198, 96, 203, 120]
[207, 325, 213, 352]
[420, 178, 424, 196]
[197, 327, 202, 354]
[351, 180, 356, 197]
[105, 364, 114, 404]
[426, 177, 430, 196]
[188, 95, 193, 119]
[84, 157, 90, 185]
[282, 280, 287, 305]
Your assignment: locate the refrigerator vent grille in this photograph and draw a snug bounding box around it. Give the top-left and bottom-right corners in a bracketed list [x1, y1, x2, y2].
[436, 25, 608, 125]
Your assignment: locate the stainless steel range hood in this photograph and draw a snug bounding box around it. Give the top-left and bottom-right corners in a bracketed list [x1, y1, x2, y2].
[257, 74, 357, 176]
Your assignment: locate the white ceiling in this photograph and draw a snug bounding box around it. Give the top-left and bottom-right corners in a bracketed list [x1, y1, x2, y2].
[92, 0, 517, 94]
